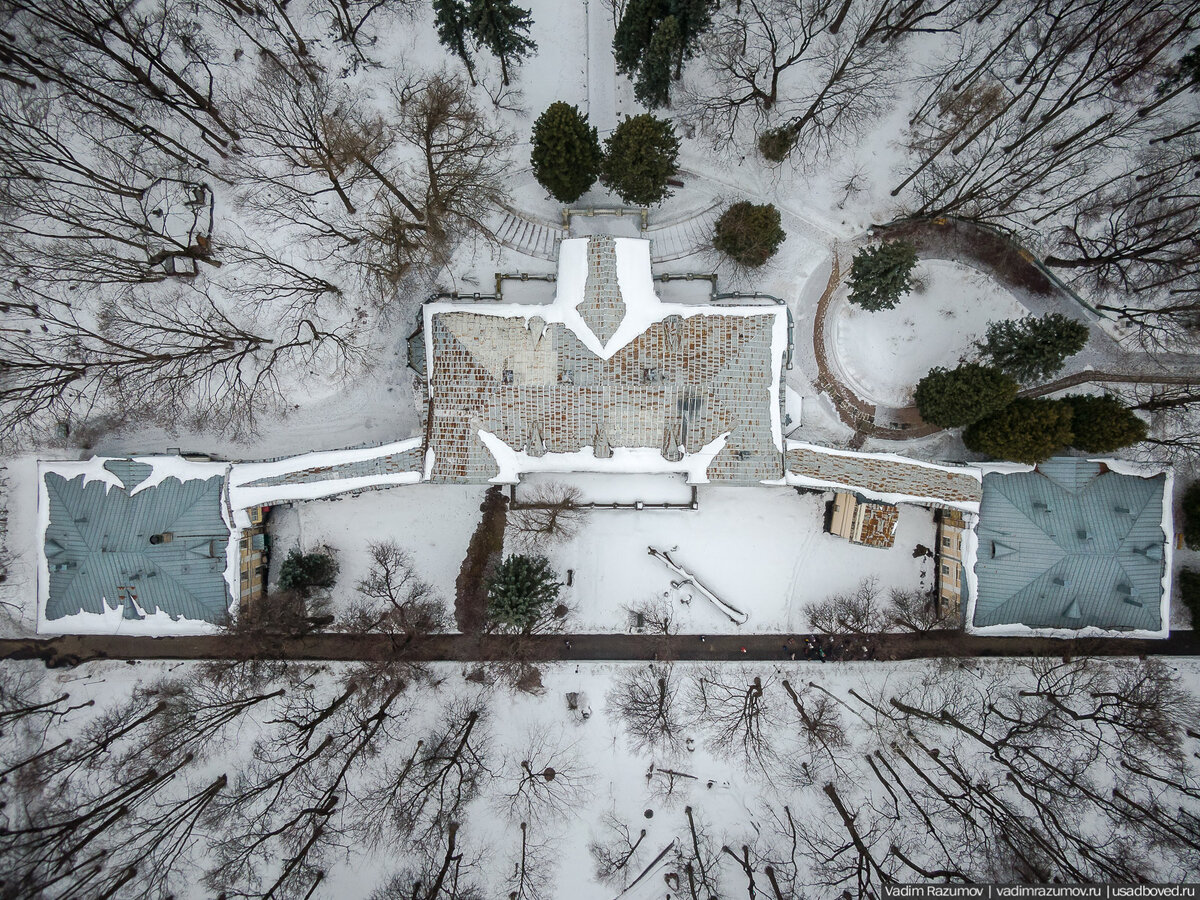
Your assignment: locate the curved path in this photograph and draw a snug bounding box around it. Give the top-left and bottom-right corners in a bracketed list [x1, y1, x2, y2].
[4, 631, 1196, 668]
[815, 219, 1200, 442]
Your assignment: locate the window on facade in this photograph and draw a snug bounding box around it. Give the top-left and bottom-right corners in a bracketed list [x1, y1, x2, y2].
[942, 537, 951, 547]
[941, 564, 950, 576]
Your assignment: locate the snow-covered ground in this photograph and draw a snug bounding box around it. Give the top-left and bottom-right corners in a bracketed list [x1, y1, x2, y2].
[266, 485, 490, 622]
[10, 655, 1200, 899]
[522, 484, 935, 634]
[832, 259, 1028, 408]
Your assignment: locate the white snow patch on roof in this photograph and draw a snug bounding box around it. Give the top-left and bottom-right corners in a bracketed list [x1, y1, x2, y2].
[478, 429, 729, 484]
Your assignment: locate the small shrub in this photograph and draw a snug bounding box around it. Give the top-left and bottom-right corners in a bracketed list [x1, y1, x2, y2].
[758, 127, 795, 162]
[712, 201, 786, 267]
[278, 547, 339, 597]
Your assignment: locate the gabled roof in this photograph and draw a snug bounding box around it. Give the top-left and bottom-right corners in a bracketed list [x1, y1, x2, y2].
[40, 458, 232, 627]
[423, 236, 787, 484]
[971, 458, 1168, 632]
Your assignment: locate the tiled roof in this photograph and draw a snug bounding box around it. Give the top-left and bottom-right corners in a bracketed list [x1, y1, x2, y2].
[239, 445, 425, 489]
[785, 445, 982, 505]
[972, 458, 1167, 631]
[42, 463, 231, 624]
[425, 237, 785, 483]
[857, 503, 900, 548]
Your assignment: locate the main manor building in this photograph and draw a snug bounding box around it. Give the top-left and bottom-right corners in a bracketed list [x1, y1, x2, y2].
[420, 235, 790, 484]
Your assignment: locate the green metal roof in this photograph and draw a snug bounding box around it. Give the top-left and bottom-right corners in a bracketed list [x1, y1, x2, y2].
[973, 458, 1166, 631]
[43, 462, 232, 624]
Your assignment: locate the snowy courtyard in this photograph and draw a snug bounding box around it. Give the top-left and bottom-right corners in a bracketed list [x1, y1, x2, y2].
[267, 485, 491, 621]
[832, 259, 1029, 407]
[522, 480, 936, 634]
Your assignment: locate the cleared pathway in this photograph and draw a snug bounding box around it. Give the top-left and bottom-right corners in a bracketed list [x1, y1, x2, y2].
[6, 630, 1197, 668]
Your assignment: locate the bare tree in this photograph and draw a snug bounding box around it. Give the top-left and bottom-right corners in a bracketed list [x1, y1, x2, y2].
[508, 482, 589, 547]
[496, 724, 592, 827]
[589, 810, 649, 888]
[504, 821, 556, 900]
[806, 577, 887, 635]
[886, 587, 957, 632]
[608, 664, 687, 755]
[686, 666, 779, 773]
[369, 821, 485, 900]
[346, 540, 448, 636]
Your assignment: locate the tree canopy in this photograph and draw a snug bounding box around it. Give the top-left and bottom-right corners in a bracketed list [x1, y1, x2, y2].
[1062, 394, 1147, 452]
[913, 363, 1019, 428]
[599, 114, 680, 206]
[278, 547, 340, 597]
[975, 313, 1089, 383]
[847, 241, 918, 311]
[712, 201, 786, 267]
[613, 0, 712, 108]
[963, 398, 1074, 464]
[486, 554, 562, 632]
[530, 102, 602, 203]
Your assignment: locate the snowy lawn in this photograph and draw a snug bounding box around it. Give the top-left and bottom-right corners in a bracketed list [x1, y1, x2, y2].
[520, 483, 936, 634]
[266, 485, 490, 624]
[832, 259, 1029, 407]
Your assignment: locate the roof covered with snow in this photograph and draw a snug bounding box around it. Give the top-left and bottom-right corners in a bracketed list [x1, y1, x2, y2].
[784, 441, 982, 510]
[971, 458, 1168, 633]
[39, 457, 233, 630]
[424, 236, 787, 484]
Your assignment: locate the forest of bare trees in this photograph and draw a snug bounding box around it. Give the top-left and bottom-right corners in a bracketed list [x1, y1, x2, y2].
[682, 0, 1198, 352]
[0, 0, 512, 448]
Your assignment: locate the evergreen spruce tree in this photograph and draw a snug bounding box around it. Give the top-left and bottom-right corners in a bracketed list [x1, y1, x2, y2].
[530, 102, 601, 202]
[975, 313, 1089, 383]
[599, 113, 680, 206]
[468, 0, 536, 86]
[613, 0, 667, 77]
[1182, 482, 1200, 550]
[432, 0, 476, 85]
[847, 241, 918, 311]
[1061, 394, 1147, 452]
[278, 547, 340, 598]
[634, 16, 680, 108]
[913, 363, 1019, 428]
[613, 0, 712, 107]
[1177, 569, 1200, 624]
[712, 201, 786, 267]
[486, 554, 562, 632]
[963, 398, 1074, 464]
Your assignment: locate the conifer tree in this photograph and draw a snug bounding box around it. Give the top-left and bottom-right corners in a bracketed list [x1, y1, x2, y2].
[975, 313, 1089, 383]
[913, 363, 1018, 428]
[847, 241, 918, 311]
[486, 554, 562, 632]
[468, 0, 536, 86]
[1062, 394, 1147, 452]
[963, 398, 1074, 464]
[433, 0, 476, 85]
[613, 0, 712, 107]
[635, 16, 680, 108]
[530, 102, 602, 202]
[713, 201, 786, 267]
[278, 547, 340, 598]
[614, 0, 670, 77]
[1182, 482, 1200, 549]
[599, 114, 680, 206]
